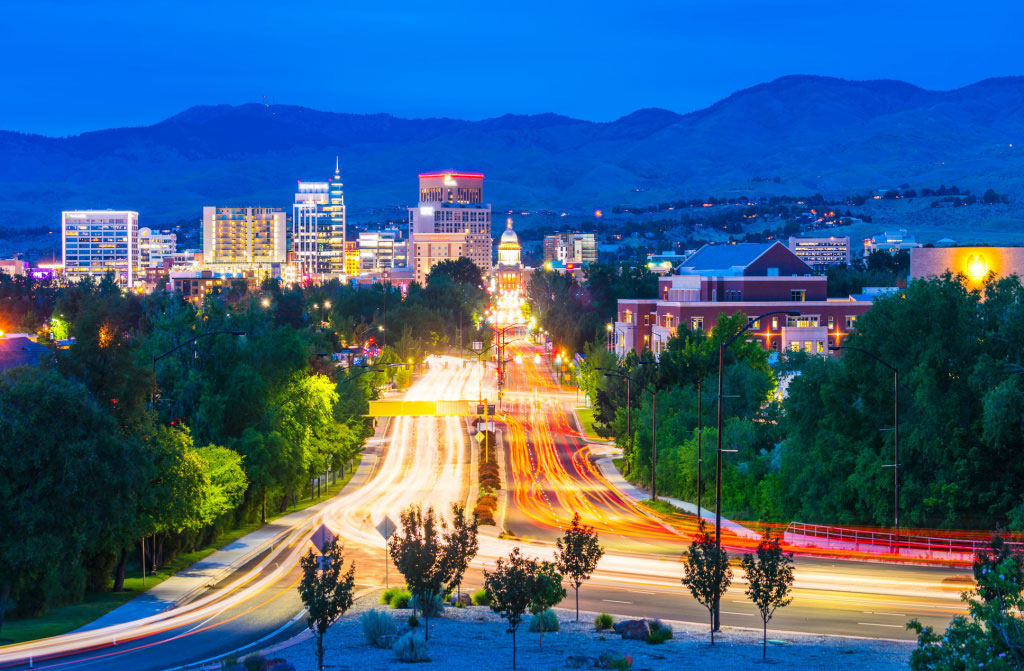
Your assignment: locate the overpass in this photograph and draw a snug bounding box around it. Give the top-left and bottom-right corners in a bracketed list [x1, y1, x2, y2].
[367, 400, 496, 417]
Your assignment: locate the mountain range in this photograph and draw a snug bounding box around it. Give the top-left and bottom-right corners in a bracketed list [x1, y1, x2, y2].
[3, 74, 1024, 230]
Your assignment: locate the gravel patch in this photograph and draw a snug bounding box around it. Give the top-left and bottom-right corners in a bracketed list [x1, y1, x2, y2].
[261, 591, 913, 671]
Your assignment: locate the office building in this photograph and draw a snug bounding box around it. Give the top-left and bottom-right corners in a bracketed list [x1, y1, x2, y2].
[292, 160, 347, 279]
[409, 172, 491, 274]
[345, 241, 361, 276]
[543, 232, 598, 265]
[788, 236, 850, 269]
[62, 210, 139, 286]
[139, 227, 177, 267]
[0, 259, 26, 277]
[411, 232, 469, 286]
[359, 229, 408, 272]
[613, 242, 881, 358]
[202, 206, 286, 266]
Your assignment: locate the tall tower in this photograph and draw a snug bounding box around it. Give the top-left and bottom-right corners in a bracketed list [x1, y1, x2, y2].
[325, 158, 347, 275]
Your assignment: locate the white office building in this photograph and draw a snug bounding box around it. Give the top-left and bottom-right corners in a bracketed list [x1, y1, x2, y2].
[62, 210, 139, 286]
[359, 230, 407, 272]
[139, 227, 177, 267]
[202, 207, 287, 266]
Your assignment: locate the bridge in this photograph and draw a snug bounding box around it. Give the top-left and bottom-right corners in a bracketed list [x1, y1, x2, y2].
[367, 400, 496, 417]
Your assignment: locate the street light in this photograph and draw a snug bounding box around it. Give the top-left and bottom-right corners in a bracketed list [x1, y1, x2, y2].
[713, 309, 798, 630]
[830, 345, 899, 545]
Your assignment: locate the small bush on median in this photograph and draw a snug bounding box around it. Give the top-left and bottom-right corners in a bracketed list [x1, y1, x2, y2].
[393, 631, 430, 662]
[360, 609, 396, 648]
[528, 609, 559, 633]
[380, 587, 403, 605]
[595, 612, 614, 630]
[646, 619, 673, 644]
[389, 589, 412, 609]
[471, 587, 492, 606]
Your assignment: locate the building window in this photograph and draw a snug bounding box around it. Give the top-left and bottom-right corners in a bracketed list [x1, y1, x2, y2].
[787, 315, 819, 328]
[662, 285, 668, 300]
[845, 315, 858, 329]
[690, 316, 703, 332]
[804, 341, 813, 353]
[624, 310, 633, 324]
[816, 341, 824, 354]
[790, 341, 800, 352]
[791, 289, 806, 302]
[644, 313, 650, 326]
[827, 315, 835, 330]
[771, 317, 779, 329]
[749, 319, 760, 329]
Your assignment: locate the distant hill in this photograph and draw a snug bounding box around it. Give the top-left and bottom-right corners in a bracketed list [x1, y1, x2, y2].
[3, 74, 1024, 230]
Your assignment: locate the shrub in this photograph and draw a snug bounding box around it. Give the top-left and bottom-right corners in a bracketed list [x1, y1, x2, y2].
[597, 653, 632, 670]
[595, 612, 614, 630]
[360, 609, 397, 648]
[380, 587, 403, 605]
[393, 631, 430, 662]
[407, 613, 419, 628]
[411, 592, 444, 617]
[646, 620, 673, 644]
[528, 609, 560, 633]
[389, 589, 412, 609]
[471, 587, 492, 606]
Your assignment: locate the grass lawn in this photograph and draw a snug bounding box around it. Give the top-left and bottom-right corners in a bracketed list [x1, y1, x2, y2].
[575, 406, 606, 442]
[1, 453, 365, 645]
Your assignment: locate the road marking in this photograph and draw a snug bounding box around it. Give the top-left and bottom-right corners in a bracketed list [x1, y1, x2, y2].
[603, 599, 633, 604]
[722, 611, 754, 616]
[857, 622, 904, 628]
[863, 611, 907, 616]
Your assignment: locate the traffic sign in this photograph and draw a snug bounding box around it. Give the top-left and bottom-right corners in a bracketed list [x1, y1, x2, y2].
[471, 341, 483, 351]
[376, 515, 397, 540]
[311, 523, 335, 553]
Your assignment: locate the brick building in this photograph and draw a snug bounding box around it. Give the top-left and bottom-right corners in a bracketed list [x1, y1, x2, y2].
[611, 242, 880, 357]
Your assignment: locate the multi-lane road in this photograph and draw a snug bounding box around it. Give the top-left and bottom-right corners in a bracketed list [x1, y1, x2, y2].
[0, 349, 970, 670]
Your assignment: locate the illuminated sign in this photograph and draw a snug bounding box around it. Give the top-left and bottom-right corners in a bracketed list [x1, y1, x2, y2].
[443, 175, 458, 187]
[419, 206, 435, 216]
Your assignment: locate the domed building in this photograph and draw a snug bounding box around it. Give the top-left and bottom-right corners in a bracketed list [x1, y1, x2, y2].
[493, 218, 531, 294]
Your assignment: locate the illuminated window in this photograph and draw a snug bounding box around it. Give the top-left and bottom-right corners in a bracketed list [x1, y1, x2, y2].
[827, 315, 835, 330]
[790, 341, 800, 352]
[644, 314, 650, 326]
[771, 317, 778, 329]
[690, 316, 703, 332]
[845, 315, 858, 329]
[791, 289, 806, 302]
[624, 310, 633, 324]
[816, 341, 824, 354]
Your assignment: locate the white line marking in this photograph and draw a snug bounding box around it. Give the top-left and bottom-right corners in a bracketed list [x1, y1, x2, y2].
[722, 611, 754, 617]
[602, 599, 633, 604]
[857, 622, 904, 628]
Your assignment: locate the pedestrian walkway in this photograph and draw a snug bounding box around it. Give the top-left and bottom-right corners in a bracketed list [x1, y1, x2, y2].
[590, 446, 760, 540]
[76, 419, 389, 632]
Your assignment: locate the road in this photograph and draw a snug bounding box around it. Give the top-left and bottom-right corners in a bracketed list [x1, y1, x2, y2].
[0, 351, 970, 669]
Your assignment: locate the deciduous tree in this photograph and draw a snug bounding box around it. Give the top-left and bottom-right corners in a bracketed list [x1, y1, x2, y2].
[681, 521, 732, 644]
[529, 562, 566, 648]
[741, 529, 795, 659]
[554, 512, 604, 621]
[298, 537, 356, 671]
[485, 547, 538, 670]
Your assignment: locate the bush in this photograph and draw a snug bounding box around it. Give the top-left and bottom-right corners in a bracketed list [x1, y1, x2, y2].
[393, 631, 430, 662]
[407, 613, 419, 628]
[529, 609, 559, 633]
[471, 587, 492, 606]
[646, 620, 673, 644]
[360, 609, 396, 648]
[597, 653, 632, 670]
[389, 589, 412, 609]
[595, 612, 614, 630]
[411, 592, 444, 617]
[380, 587, 403, 605]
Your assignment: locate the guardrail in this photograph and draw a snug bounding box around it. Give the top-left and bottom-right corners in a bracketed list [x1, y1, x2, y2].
[784, 521, 1024, 562]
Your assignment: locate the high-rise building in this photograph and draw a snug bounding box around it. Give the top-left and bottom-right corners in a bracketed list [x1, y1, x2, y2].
[62, 210, 139, 286]
[293, 159, 347, 278]
[409, 172, 491, 274]
[344, 241, 361, 276]
[202, 207, 286, 266]
[359, 230, 408, 272]
[543, 232, 597, 265]
[139, 227, 177, 267]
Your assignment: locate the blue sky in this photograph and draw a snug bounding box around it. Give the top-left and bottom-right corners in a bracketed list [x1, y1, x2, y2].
[3, 0, 1021, 136]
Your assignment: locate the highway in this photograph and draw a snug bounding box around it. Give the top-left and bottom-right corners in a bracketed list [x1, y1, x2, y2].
[0, 348, 970, 669]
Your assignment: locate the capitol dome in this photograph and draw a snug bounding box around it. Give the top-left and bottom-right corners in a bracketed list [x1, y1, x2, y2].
[497, 219, 521, 266]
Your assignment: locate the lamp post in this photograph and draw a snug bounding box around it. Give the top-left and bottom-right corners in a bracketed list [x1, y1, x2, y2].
[713, 310, 797, 630]
[830, 345, 899, 545]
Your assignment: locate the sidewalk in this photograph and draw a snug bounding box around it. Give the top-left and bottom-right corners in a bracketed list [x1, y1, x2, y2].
[76, 419, 390, 632]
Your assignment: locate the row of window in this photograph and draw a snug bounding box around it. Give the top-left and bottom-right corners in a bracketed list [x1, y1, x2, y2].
[623, 311, 859, 331]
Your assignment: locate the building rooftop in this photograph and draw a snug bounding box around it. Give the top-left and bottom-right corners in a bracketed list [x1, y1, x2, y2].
[0, 336, 50, 372]
[677, 242, 775, 275]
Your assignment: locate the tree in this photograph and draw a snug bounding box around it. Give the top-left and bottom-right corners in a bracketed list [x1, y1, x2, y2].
[194, 445, 248, 527]
[529, 562, 566, 648]
[443, 503, 479, 602]
[298, 537, 356, 671]
[485, 547, 538, 670]
[554, 512, 605, 621]
[387, 505, 452, 641]
[681, 521, 733, 644]
[908, 536, 1023, 670]
[741, 529, 795, 659]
